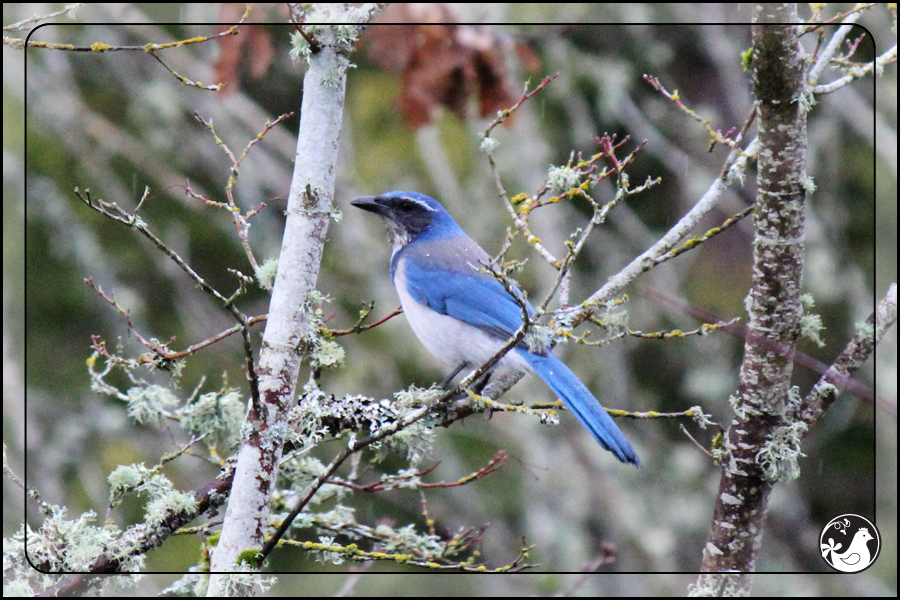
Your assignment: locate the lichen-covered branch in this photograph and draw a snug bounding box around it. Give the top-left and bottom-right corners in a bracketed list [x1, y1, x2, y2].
[699, 5, 808, 584]
[208, 11, 380, 578]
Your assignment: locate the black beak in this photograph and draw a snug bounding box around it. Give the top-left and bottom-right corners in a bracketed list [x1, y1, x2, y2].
[351, 195, 385, 216]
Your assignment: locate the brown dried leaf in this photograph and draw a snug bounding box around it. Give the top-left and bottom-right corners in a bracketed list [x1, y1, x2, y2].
[365, 13, 516, 129]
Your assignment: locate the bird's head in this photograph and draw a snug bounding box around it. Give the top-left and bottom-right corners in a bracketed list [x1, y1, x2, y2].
[351, 191, 463, 250]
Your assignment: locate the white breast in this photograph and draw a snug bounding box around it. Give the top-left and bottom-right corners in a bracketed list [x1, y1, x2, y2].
[392, 257, 532, 378]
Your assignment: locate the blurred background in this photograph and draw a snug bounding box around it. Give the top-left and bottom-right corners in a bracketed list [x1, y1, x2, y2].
[5, 3, 895, 596]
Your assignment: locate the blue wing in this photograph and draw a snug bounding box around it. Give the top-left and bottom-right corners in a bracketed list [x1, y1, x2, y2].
[394, 236, 536, 344]
[393, 233, 641, 466]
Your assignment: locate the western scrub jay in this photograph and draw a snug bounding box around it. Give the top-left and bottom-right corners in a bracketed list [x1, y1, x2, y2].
[352, 191, 639, 466]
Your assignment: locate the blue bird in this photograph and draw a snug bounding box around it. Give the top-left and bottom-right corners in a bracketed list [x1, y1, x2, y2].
[352, 191, 639, 466]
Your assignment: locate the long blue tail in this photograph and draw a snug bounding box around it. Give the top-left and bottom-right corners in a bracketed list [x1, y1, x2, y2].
[520, 350, 640, 466]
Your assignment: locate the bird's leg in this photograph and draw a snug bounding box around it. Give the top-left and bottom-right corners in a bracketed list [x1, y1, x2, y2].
[472, 371, 493, 394]
[439, 362, 494, 393]
[439, 362, 469, 389]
